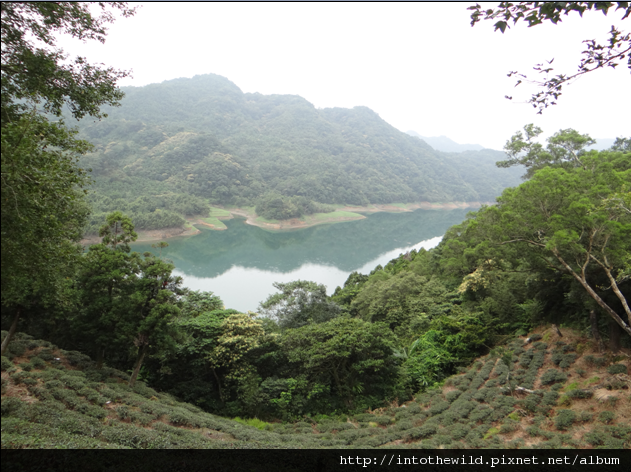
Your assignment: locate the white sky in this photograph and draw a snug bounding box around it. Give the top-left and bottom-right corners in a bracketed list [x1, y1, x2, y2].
[56, 2, 630, 150]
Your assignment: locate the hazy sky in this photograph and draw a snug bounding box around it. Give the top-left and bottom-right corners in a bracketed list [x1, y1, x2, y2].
[56, 2, 629, 150]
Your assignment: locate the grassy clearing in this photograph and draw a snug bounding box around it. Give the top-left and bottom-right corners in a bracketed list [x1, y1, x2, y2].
[254, 216, 280, 224]
[2, 328, 629, 449]
[200, 217, 227, 230]
[308, 211, 364, 221]
[208, 207, 231, 218]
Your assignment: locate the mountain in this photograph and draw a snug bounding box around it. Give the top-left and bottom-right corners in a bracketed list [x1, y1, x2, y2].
[74, 74, 523, 232]
[406, 130, 486, 152]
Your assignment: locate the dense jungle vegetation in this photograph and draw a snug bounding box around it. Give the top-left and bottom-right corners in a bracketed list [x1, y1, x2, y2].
[1, 2, 630, 450]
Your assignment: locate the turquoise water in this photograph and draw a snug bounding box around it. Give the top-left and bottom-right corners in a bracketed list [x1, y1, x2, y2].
[131, 209, 470, 312]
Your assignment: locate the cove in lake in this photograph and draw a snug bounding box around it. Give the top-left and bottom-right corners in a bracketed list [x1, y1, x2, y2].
[131, 208, 470, 312]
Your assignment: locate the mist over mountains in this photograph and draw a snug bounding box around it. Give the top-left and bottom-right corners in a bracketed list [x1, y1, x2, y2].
[405, 131, 486, 153]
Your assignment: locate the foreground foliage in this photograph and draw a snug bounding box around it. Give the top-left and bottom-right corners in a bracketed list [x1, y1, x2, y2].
[2, 329, 628, 449]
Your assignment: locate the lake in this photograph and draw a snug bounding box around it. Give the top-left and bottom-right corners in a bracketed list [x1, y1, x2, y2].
[131, 208, 471, 312]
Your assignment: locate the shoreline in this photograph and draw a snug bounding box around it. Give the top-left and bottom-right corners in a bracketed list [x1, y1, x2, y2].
[81, 201, 489, 244]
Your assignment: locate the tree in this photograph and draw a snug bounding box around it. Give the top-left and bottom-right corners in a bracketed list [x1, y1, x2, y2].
[258, 280, 341, 330]
[99, 211, 138, 251]
[610, 137, 631, 152]
[469, 2, 631, 113]
[125, 253, 184, 387]
[1, 2, 135, 122]
[1, 3, 135, 352]
[499, 124, 596, 178]
[77, 245, 140, 367]
[1, 115, 91, 355]
[75, 212, 138, 367]
[484, 153, 631, 336]
[151, 241, 169, 258]
[207, 313, 265, 403]
[281, 317, 400, 408]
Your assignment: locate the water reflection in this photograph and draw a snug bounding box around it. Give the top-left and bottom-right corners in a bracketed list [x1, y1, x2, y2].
[131, 209, 469, 312]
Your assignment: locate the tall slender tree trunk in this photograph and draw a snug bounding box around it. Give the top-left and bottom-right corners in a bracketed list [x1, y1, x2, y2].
[552, 250, 631, 337]
[128, 344, 148, 387]
[590, 310, 605, 353]
[212, 368, 224, 403]
[609, 320, 621, 353]
[0, 307, 21, 356]
[95, 347, 105, 369]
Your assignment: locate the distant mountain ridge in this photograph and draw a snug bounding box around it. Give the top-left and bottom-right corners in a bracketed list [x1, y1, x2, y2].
[74, 74, 524, 232]
[406, 130, 486, 153]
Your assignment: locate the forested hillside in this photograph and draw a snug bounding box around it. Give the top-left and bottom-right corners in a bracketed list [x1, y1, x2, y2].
[2, 2, 629, 452]
[76, 74, 523, 233]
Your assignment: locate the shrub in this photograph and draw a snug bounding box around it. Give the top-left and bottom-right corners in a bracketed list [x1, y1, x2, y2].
[566, 389, 593, 399]
[500, 419, 520, 434]
[1, 397, 24, 417]
[59, 374, 87, 391]
[37, 349, 55, 361]
[473, 387, 498, 403]
[406, 424, 438, 440]
[115, 405, 130, 420]
[584, 430, 609, 446]
[100, 423, 171, 449]
[318, 422, 354, 433]
[50, 388, 82, 409]
[574, 367, 586, 377]
[598, 411, 615, 424]
[555, 409, 576, 430]
[27, 386, 52, 400]
[533, 341, 547, 351]
[44, 379, 63, 389]
[334, 428, 367, 443]
[520, 394, 541, 413]
[433, 434, 452, 446]
[29, 356, 46, 369]
[469, 404, 492, 423]
[559, 353, 577, 369]
[540, 369, 567, 385]
[428, 400, 449, 415]
[607, 364, 627, 375]
[578, 411, 593, 423]
[394, 420, 414, 432]
[486, 378, 500, 387]
[22, 377, 38, 387]
[449, 424, 469, 440]
[584, 355, 607, 368]
[64, 351, 93, 368]
[354, 413, 377, 423]
[450, 400, 476, 419]
[395, 409, 413, 421]
[557, 395, 572, 407]
[542, 391, 559, 406]
[129, 410, 154, 426]
[445, 390, 462, 403]
[607, 424, 631, 439]
[8, 341, 27, 357]
[490, 405, 514, 422]
[1, 357, 15, 372]
[167, 408, 195, 426]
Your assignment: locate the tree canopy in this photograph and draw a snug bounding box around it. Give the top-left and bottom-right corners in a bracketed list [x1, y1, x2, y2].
[1, 2, 135, 352]
[469, 2, 631, 112]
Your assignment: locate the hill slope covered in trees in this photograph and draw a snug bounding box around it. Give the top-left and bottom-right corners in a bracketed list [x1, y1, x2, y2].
[76, 74, 523, 233]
